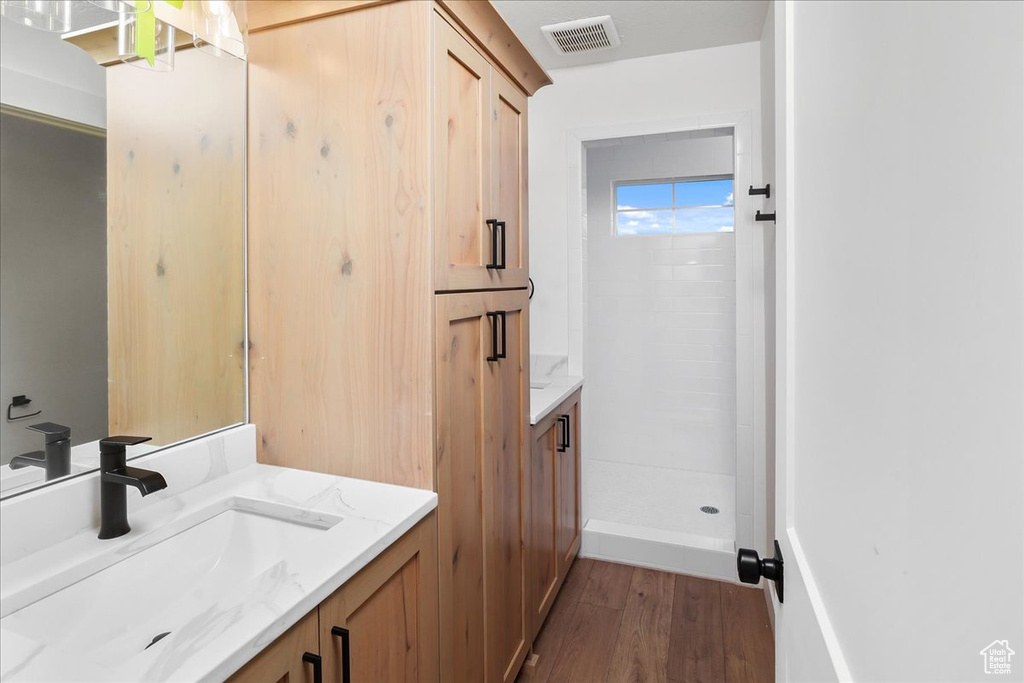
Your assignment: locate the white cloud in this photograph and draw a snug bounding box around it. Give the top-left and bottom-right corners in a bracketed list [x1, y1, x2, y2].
[617, 206, 734, 235]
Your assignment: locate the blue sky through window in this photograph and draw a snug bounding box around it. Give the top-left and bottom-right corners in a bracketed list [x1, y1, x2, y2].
[616, 177, 734, 235]
[616, 183, 672, 210]
[675, 179, 734, 207]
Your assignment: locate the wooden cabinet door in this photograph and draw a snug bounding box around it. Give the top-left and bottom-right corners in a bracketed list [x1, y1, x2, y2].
[228, 611, 320, 683]
[556, 400, 581, 577]
[319, 514, 439, 683]
[433, 15, 492, 292]
[435, 291, 493, 683]
[490, 72, 529, 290]
[529, 419, 560, 638]
[436, 289, 529, 683]
[489, 291, 529, 683]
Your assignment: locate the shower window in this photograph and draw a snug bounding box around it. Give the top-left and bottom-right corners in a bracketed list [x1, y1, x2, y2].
[615, 176, 734, 235]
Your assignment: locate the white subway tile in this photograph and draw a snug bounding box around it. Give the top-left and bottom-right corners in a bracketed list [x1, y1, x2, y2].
[672, 264, 735, 282]
[653, 248, 735, 266]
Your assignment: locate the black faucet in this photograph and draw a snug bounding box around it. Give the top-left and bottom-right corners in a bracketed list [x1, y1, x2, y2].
[9, 422, 72, 481]
[98, 436, 167, 540]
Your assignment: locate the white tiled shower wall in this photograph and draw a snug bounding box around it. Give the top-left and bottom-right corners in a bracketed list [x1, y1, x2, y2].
[586, 133, 737, 479]
[583, 134, 745, 561]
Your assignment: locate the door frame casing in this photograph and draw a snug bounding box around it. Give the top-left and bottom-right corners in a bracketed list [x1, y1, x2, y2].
[565, 110, 769, 581]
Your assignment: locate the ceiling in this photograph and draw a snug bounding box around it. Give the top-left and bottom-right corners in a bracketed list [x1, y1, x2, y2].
[491, 0, 769, 71]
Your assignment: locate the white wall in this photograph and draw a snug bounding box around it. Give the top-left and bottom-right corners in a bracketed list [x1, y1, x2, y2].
[0, 19, 106, 128]
[528, 41, 763, 362]
[778, 1, 1023, 679]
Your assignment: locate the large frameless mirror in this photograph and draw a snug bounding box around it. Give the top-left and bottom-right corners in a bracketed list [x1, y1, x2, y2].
[0, 1, 246, 498]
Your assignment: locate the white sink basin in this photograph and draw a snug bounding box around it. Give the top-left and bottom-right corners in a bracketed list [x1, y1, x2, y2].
[1, 497, 342, 664]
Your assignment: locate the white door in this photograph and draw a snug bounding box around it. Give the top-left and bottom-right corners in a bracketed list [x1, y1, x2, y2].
[767, 2, 1024, 681]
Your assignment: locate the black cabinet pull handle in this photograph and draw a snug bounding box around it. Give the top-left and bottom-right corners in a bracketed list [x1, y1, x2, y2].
[331, 626, 351, 683]
[556, 416, 567, 452]
[498, 310, 507, 359]
[562, 413, 571, 449]
[302, 652, 323, 683]
[485, 219, 507, 270]
[486, 310, 508, 362]
[485, 219, 501, 270]
[497, 220, 507, 269]
[486, 311, 500, 362]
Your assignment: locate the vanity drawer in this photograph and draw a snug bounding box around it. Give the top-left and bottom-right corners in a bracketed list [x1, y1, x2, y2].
[228, 610, 320, 683]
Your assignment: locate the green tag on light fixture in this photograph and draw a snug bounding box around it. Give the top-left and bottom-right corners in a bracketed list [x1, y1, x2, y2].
[135, 1, 186, 66]
[136, 3, 156, 65]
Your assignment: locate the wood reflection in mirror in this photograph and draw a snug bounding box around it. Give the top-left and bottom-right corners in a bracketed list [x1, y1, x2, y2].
[106, 48, 244, 446]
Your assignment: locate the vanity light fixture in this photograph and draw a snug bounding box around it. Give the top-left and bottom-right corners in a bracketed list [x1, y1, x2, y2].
[117, 3, 175, 72]
[192, 0, 247, 59]
[0, 1, 72, 32]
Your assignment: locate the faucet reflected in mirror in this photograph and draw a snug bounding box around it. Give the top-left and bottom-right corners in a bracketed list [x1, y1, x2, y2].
[7, 422, 71, 481]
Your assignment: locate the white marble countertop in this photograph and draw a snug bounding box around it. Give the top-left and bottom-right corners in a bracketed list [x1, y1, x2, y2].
[0, 463, 437, 681]
[530, 375, 584, 425]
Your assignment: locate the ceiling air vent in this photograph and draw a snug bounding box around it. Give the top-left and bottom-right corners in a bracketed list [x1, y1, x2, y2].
[541, 16, 621, 55]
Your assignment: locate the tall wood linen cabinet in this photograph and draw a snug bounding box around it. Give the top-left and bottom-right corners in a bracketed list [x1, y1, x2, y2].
[247, 2, 551, 682]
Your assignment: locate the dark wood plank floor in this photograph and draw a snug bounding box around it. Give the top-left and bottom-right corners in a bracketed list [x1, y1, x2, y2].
[520, 559, 774, 683]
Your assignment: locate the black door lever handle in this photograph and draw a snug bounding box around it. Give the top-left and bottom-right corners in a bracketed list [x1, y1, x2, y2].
[737, 540, 784, 603]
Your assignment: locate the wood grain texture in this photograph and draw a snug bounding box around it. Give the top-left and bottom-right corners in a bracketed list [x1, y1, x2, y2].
[668, 574, 725, 683]
[106, 48, 244, 447]
[490, 71, 529, 289]
[433, 13, 529, 292]
[435, 292, 489, 683]
[247, 1, 434, 489]
[547, 603, 623, 683]
[319, 513, 439, 683]
[529, 421, 559, 634]
[247, 0, 393, 32]
[491, 300, 530, 683]
[436, 289, 529, 683]
[580, 561, 635, 611]
[227, 610, 319, 683]
[525, 564, 774, 683]
[721, 583, 775, 683]
[522, 557, 593, 683]
[433, 14, 491, 292]
[606, 568, 676, 683]
[435, 0, 552, 96]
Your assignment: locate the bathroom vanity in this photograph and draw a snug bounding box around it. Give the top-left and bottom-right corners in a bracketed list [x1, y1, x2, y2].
[0, 427, 438, 681]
